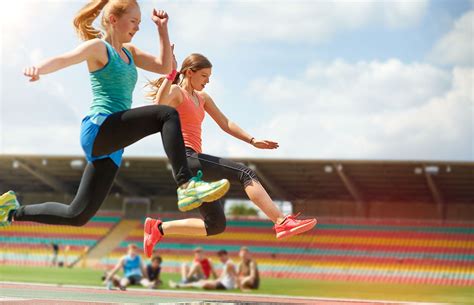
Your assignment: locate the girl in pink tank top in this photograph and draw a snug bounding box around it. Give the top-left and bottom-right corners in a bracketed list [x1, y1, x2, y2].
[145, 49, 317, 246]
[176, 87, 205, 153]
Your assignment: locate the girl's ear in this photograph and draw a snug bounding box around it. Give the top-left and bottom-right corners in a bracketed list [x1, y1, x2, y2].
[109, 14, 118, 25]
[185, 69, 194, 78]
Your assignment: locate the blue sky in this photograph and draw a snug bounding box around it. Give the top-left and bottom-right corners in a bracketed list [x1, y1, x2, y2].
[0, 0, 472, 160]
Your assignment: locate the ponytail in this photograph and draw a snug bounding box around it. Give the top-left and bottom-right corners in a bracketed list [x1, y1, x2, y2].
[73, 0, 109, 41]
[146, 72, 181, 100]
[146, 53, 212, 100]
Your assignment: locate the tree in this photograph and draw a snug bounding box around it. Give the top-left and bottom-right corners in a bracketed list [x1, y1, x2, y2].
[229, 203, 258, 216]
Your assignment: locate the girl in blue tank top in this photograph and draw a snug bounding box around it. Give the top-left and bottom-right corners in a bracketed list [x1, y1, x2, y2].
[1, 0, 230, 257]
[103, 244, 147, 290]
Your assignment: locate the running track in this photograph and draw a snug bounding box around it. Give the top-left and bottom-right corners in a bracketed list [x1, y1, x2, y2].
[0, 282, 447, 305]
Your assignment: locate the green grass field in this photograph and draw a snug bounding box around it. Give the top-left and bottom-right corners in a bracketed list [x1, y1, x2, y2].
[0, 265, 472, 304]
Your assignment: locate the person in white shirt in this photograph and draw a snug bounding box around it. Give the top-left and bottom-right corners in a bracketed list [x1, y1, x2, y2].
[169, 249, 236, 290]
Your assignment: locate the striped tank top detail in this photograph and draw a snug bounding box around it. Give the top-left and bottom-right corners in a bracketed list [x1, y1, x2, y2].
[88, 40, 138, 115]
[176, 88, 205, 153]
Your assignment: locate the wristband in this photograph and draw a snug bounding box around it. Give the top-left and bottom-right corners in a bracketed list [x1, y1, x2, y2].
[249, 137, 255, 144]
[166, 69, 177, 81]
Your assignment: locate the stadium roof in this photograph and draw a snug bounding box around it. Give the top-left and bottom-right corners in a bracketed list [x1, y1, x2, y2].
[1, 155, 472, 206]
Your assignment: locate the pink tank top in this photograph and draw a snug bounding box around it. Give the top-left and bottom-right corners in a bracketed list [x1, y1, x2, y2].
[176, 89, 205, 153]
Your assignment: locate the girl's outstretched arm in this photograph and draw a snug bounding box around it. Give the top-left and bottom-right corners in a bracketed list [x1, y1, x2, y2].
[203, 93, 279, 150]
[23, 38, 102, 82]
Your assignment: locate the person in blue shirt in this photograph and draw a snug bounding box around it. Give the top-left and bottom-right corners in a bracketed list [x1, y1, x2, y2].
[104, 244, 150, 290]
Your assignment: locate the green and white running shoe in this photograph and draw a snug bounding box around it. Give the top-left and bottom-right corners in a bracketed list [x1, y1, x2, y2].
[177, 171, 230, 212]
[0, 190, 20, 227]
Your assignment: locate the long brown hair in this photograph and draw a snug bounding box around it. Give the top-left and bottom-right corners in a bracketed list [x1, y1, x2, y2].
[73, 0, 138, 41]
[147, 53, 213, 99]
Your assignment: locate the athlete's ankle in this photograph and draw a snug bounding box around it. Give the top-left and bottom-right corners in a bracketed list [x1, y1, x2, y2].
[7, 209, 16, 222]
[158, 222, 164, 235]
[276, 216, 286, 225]
[179, 182, 190, 190]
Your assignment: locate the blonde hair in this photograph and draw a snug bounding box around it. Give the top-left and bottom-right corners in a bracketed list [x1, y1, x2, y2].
[147, 53, 213, 99]
[73, 0, 138, 41]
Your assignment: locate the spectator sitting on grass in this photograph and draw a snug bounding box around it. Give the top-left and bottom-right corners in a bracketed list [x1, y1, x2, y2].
[146, 254, 163, 289]
[103, 244, 153, 290]
[237, 246, 260, 291]
[181, 247, 217, 284]
[169, 249, 236, 290]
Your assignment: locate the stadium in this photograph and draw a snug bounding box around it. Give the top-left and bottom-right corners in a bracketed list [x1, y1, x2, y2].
[0, 155, 472, 304]
[1, 0, 473, 304]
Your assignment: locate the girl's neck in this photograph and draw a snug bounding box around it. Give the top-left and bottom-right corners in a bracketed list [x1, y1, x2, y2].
[181, 80, 194, 95]
[103, 34, 123, 53]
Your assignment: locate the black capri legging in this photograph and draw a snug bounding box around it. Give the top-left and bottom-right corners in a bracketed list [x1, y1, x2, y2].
[187, 148, 260, 236]
[13, 105, 193, 226]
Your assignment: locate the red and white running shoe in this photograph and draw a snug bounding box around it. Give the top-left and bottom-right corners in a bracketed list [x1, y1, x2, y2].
[274, 213, 317, 239]
[144, 217, 163, 257]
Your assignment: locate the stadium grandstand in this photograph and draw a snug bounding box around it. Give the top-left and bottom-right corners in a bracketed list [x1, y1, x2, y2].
[1, 155, 472, 219]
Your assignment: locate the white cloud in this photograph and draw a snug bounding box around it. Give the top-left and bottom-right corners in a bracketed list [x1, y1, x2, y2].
[0, 0, 69, 47]
[429, 10, 474, 66]
[150, 0, 428, 46]
[381, 0, 429, 28]
[243, 60, 473, 160]
[253, 59, 451, 114]
[3, 125, 80, 155]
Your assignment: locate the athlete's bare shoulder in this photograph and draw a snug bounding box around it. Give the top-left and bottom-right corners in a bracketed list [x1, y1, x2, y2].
[83, 39, 108, 71]
[122, 42, 135, 54]
[196, 91, 212, 104]
[84, 38, 106, 51]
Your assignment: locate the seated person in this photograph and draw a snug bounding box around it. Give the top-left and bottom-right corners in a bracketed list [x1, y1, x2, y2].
[170, 249, 236, 290]
[146, 254, 163, 289]
[103, 244, 153, 290]
[237, 246, 260, 291]
[181, 247, 216, 283]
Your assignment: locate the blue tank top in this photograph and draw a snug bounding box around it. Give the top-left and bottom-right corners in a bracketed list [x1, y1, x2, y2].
[123, 255, 142, 277]
[88, 40, 138, 115]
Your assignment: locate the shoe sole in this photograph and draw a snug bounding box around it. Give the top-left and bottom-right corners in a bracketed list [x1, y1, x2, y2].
[276, 219, 317, 239]
[178, 197, 203, 212]
[199, 180, 230, 203]
[178, 180, 230, 212]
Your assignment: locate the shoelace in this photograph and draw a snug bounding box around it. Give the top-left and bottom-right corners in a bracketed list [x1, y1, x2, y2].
[190, 170, 204, 183]
[284, 212, 301, 223]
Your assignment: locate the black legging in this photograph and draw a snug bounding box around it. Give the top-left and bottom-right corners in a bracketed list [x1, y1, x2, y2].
[188, 148, 260, 236]
[13, 105, 193, 226]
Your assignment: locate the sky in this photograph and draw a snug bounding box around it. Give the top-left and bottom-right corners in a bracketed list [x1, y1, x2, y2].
[0, 0, 473, 161]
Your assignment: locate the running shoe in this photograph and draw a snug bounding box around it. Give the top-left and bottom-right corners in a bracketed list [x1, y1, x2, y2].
[143, 217, 163, 258]
[274, 213, 317, 239]
[177, 170, 230, 212]
[0, 191, 19, 227]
